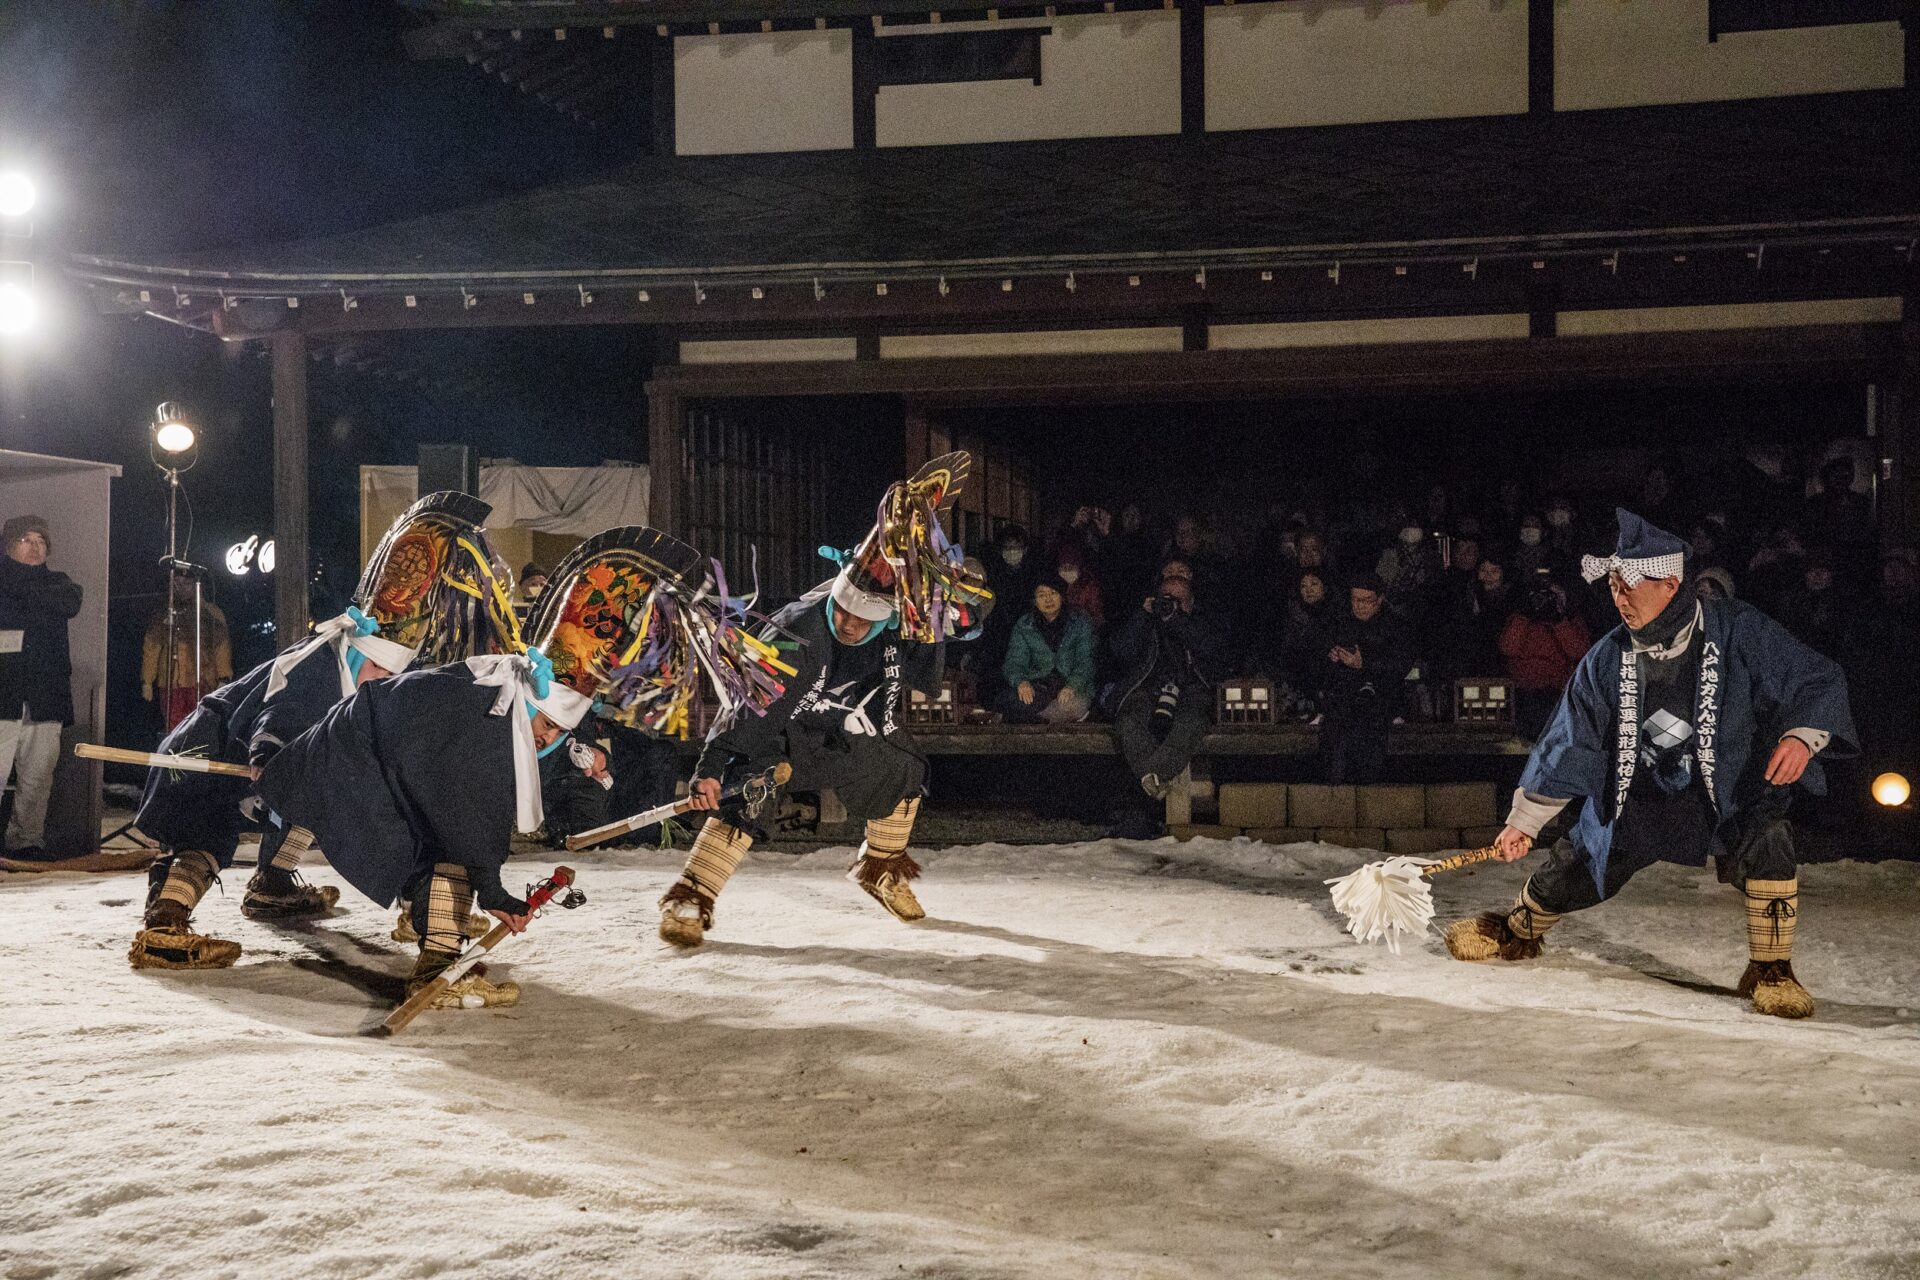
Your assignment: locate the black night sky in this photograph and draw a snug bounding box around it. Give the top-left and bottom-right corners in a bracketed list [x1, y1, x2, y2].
[0, 1, 656, 734]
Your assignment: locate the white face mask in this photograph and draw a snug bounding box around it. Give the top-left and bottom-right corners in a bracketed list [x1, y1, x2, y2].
[1057, 567, 1081, 585]
[1547, 509, 1572, 528]
[1519, 528, 1543, 546]
[1001, 546, 1025, 567]
[1399, 527, 1424, 546]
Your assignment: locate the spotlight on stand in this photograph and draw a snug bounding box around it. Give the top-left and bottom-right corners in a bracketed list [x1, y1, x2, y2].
[0, 282, 34, 335]
[152, 401, 196, 457]
[1873, 772, 1911, 808]
[0, 172, 35, 219]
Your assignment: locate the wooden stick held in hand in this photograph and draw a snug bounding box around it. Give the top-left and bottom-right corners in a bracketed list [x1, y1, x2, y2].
[74, 743, 253, 778]
[564, 761, 792, 851]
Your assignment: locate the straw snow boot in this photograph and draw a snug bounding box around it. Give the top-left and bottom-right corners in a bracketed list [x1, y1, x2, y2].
[1738, 960, 1815, 1019]
[1445, 889, 1558, 962]
[240, 867, 340, 920]
[129, 898, 242, 971]
[657, 881, 714, 948]
[406, 949, 520, 1010]
[850, 798, 926, 922]
[850, 847, 925, 922]
[1740, 878, 1812, 1018]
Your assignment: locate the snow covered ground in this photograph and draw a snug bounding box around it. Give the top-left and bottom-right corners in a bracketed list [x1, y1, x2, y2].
[4, 838, 1918, 1280]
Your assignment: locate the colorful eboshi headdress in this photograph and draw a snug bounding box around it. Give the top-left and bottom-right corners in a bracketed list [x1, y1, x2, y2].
[830, 451, 992, 644]
[354, 490, 522, 663]
[524, 526, 788, 739]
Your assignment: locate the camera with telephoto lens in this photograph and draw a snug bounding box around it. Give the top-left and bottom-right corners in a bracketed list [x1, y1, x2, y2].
[1526, 569, 1563, 620]
[1152, 592, 1181, 621]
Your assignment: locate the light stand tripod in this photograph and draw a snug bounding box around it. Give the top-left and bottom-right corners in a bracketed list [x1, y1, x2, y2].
[102, 406, 202, 851]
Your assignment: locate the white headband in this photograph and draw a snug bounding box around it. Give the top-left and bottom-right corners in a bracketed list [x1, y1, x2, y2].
[831, 566, 896, 622]
[1581, 552, 1686, 588]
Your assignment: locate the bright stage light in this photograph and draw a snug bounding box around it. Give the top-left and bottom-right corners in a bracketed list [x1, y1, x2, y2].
[0, 283, 34, 334]
[0, 172, 35, 219]
[153, 402, 196, 455]
[1873, 772, 1911, 808]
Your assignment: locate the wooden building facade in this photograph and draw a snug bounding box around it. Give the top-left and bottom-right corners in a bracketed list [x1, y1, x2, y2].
[66, 0, 1920, 639]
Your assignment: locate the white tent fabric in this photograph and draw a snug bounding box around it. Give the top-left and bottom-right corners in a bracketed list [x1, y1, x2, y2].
[360, 462, 649, 537]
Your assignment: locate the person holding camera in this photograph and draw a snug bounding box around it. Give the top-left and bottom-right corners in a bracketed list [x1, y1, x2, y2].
[1109, 560, 1224, 800]
[1498, 568, 1591, 739]
[1316, 576, 1414, 785]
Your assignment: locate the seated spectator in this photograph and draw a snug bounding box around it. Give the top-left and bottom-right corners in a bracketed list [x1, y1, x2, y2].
[1110, 561, 1224, 799]
[978, 523, 1038, 691]
[1101, 502, 1158, 607]
[1696, 566, 1736, 602]
[1277, 569, 1335, 718]
[1802, 455, 1875, 553]
[1294, 529, 1332, 579]
[1052, 542, 1105, 628]
[1780, 549, 1849, 660]
[1166, 514, 1228, 608]
[1744, 525, 1805, 615]
[1511, 513, 1551, 579]
[1497, 571, 1590, 738]
[996, 577, 1096, 725]
[1317, 576, 1414, 785]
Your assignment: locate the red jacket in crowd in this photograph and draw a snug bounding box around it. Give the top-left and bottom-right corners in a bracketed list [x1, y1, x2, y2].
[1497, 613, 1591, 691]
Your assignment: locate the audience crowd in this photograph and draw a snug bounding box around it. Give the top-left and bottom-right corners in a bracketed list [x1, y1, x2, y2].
[953, 456, 1919, 792]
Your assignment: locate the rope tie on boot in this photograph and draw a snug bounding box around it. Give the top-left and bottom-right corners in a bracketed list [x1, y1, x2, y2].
[1742, 877, 1798, 962]
[424, 863, 476, 954]
[1505, 885, 1562, 941]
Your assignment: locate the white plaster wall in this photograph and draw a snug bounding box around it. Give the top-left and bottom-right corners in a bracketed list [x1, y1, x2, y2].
[675, 30, 853, 155]
[1210, 313, 1531, 349]
[879, 327, 1184, 358]
[1206, 1, 1528, 132]
[1557, 297, 1903, 336]
[876, 13, 1180, 147]
[1556, 1, 1903, 111]
[679, 337, 859, 364]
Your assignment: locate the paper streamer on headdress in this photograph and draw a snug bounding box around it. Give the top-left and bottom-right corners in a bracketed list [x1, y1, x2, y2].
[355, 490, 523, 664]
[837, 451, 993, 645]
[524, 526, 786, 739]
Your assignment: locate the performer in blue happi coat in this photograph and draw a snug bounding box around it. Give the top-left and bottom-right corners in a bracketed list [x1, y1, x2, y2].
[1444, 510, 1856, 1019]
[129, 492, 519, 971]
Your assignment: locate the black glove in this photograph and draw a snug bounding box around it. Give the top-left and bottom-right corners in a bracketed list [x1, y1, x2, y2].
[465, 862, 531, 916]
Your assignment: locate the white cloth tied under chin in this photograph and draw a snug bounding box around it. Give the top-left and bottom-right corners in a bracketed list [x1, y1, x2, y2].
[465, 653, 593, 834]
[265, 610, 418, 701]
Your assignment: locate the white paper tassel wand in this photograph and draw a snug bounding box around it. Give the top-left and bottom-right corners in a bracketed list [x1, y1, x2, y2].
[1325, 846, 1503, 953]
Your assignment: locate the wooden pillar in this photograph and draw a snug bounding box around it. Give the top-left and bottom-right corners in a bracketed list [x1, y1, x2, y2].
[1527, 0, 1555, 116]
[851, 19, 878, 149]
[650, 31, 676, 155]
[1886, 275, 1920, 544]
[1179, 0, 1205, 136]
[646, 382, 685, 537]
[270, 330, 310, 645]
